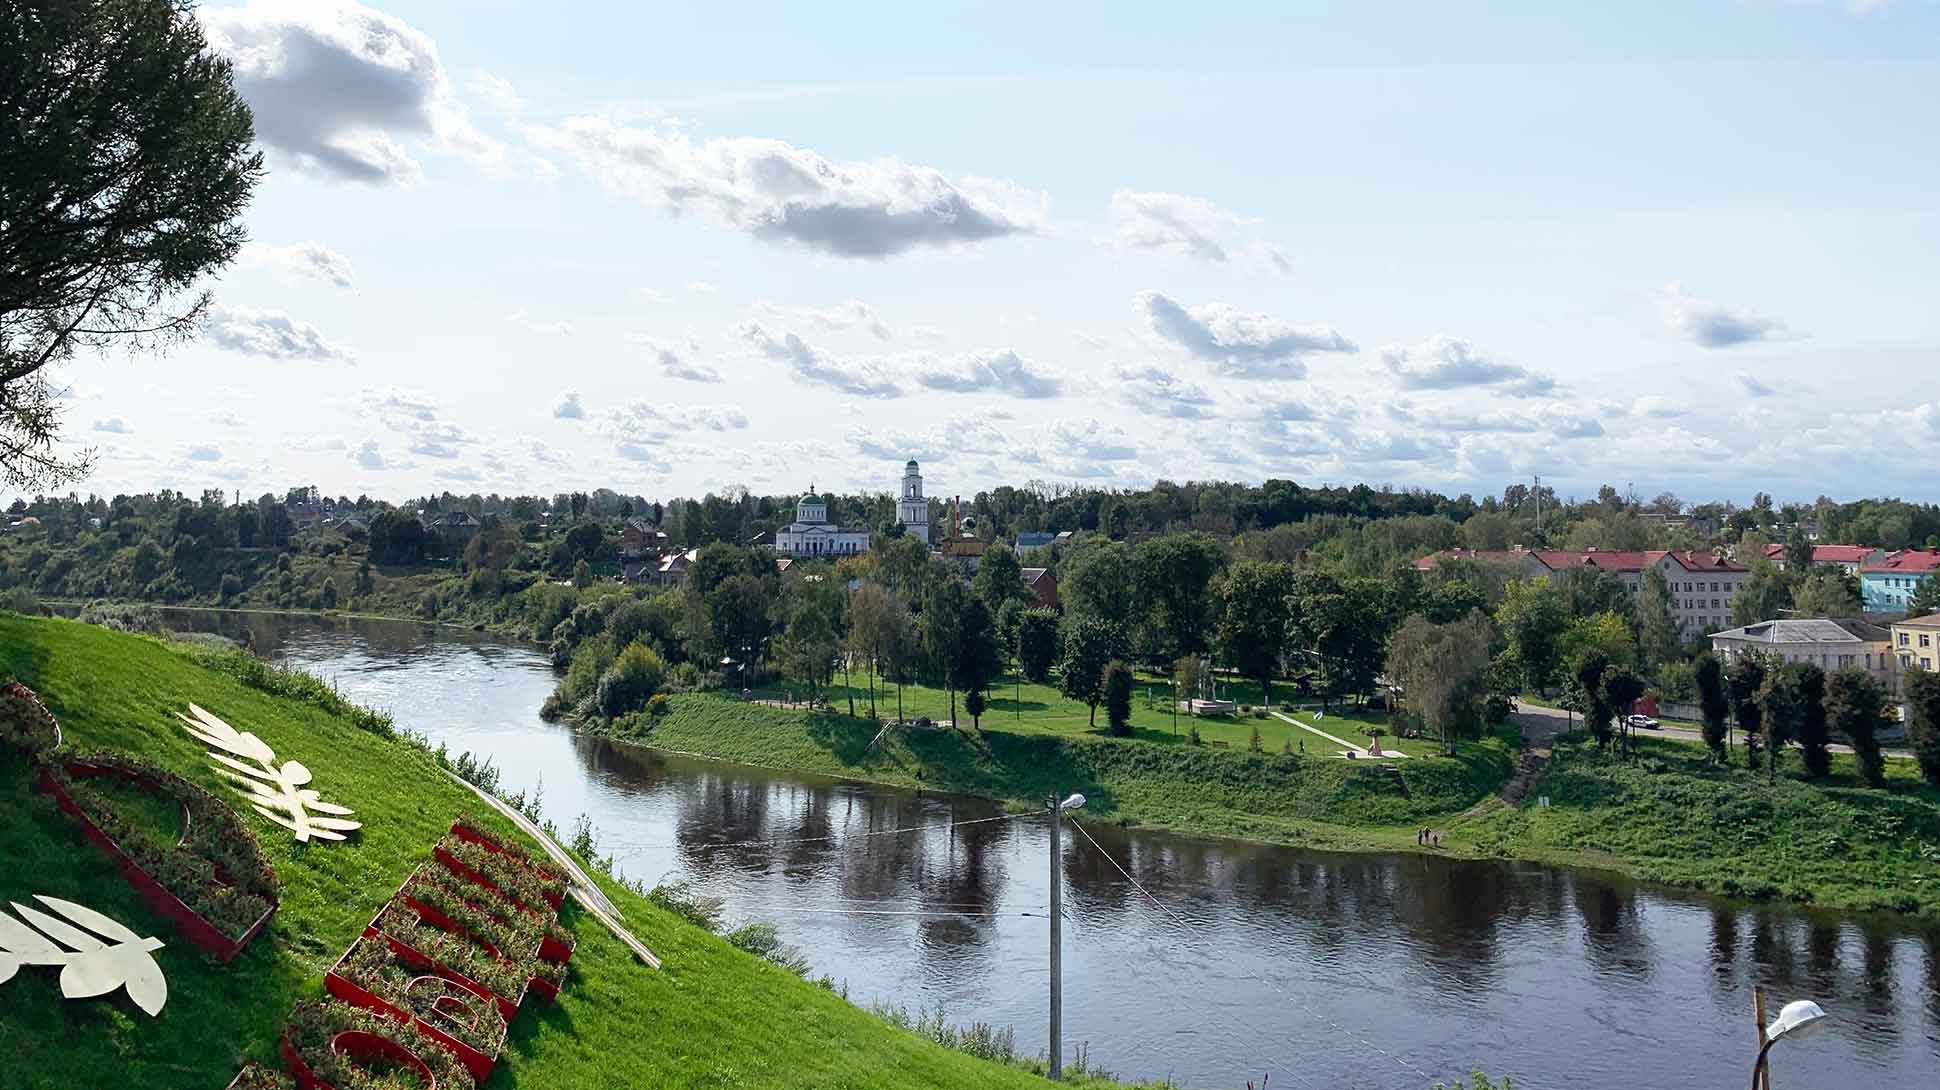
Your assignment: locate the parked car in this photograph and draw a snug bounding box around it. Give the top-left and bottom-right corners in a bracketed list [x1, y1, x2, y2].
[1625, 714, 1660, 729]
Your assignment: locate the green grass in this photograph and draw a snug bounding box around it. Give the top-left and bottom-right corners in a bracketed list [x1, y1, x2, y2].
[0, 614, 1167, 1090]
[796, 675, 1425, 757]
[1448, 731, 1940, 915]
[607, 692, 1514, 848]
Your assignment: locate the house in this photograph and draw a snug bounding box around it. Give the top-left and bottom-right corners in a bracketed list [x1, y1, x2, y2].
[1860, 550, 1940, 614]
[773, 489, 871, 558]
[1021, 567, 1059, 610]
[620, 516, 668, 558]
[424, 511, 479, 550]
[1761, 543, 1887, 574]
[655, 547, 699, 586]
[1014, 530, 1073, 552]
[1710, 618, 1896, 694]
[1416, 547, 1749, 633]
[1637, 511, 1720, 539]
[1890, 613, 1940, 676]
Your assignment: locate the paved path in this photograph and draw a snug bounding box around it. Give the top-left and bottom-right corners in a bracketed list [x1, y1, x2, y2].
[1268, 710, 1409, 759]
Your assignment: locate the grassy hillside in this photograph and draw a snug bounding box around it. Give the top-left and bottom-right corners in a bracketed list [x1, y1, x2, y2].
[0, 614, 1162, 1090]
[1461, 732, 1940, 914]
[603, 694, 1515, 850]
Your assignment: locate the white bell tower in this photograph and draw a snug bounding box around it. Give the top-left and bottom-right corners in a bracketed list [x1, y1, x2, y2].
[897, 459, 930, 544]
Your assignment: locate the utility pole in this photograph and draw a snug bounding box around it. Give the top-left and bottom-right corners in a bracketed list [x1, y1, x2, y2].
[1048, 792, 1064, 1081]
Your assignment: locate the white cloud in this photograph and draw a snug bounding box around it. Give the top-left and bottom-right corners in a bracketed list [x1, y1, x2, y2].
[1378, 335, 1557, 397]
[742, 322, 903, 398]
[909, 349, 1062, 399]
[360, 387, 438, 422]
[290, 435, 347, 452]
[757, 299, 892, 340]
[203, 304, 354, 362]
[687, 280, 718, 295]
[1102, 363, 1216, 418]
[1659, 282, 1798, 348]
[1733, 372, 1776, 398]
[92, 417, 131, 434]
[552, 390, 585, 419]
[208, 410, 245, 427]
[531, 115, 1047, 257]
[244, 241, 357, 289]
[202, 0, 499, 184]
[742, 323, 1059, 399]
[349, 440, 412, 471]
[595, 400, 750, 453]
[181, 443, 224, 463]
[1632, 395, 1687, 418]
[633, 337, 722, 383]
[468, 69, 522, 117]
[1136, 290, 1353, 379]
[1108, 190, 1290, 272]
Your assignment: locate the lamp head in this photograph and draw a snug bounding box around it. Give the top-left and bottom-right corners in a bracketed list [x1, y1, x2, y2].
[1059, 793, 1086, 812]
[1766, 1000, 1829, 1042]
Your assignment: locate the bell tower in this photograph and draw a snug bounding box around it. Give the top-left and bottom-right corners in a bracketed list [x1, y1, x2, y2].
[897, 460, 930, 544]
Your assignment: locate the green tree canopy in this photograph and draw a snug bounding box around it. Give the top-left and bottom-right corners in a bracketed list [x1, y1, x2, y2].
[1212, 560, 1298, 705]
[1495, 578, 1569, 692]
[1826, 666, 1888, 787]
[1058, 615, 1127, 726]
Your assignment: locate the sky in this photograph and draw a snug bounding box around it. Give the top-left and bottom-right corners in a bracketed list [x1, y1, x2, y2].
[34, 0, 1940, 509]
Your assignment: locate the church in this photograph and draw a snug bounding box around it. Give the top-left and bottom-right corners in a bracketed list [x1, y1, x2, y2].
[772, 460, 931, 558]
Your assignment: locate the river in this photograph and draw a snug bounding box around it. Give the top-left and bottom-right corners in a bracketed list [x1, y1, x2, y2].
[157, 609, 1940, 1089]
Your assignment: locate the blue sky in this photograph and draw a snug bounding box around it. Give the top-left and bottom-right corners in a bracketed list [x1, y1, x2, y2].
[41, 0, 1940, 507]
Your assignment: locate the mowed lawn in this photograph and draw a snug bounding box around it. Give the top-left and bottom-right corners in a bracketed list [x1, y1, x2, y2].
[770, 673, 1430, 757]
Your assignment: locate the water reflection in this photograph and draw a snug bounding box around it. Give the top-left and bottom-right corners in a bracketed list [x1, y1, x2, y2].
[141, 607, 1940, 1089]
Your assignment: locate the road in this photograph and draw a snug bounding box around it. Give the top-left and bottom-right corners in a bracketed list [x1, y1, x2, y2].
[1513, 701, 1915, 760]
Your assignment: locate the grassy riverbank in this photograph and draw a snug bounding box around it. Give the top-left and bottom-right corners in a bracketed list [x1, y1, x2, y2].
[0, 614, 1167, 1090]
[597, 694, 1516, 849]
[599, 692, 1940, 917]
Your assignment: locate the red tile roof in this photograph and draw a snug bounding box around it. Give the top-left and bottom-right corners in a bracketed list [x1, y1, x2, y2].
[1762, 543, 1880, 564]
[1864, 549, 1940, 574]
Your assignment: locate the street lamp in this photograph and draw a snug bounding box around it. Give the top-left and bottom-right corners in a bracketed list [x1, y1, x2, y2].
[1047, 791, 1086, 1080]
[1751, 999, 1829, 1090]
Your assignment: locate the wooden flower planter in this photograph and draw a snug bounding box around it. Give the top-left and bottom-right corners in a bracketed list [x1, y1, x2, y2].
[282, 1028, 438, 1090]
[448, 821, 567, 909]
[38, 758, 277, 962]
[363, 905, 529, 1024]
[324, 937, 504, 1084]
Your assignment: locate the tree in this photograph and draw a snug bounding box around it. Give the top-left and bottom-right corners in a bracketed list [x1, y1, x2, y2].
[1731, 559, 1793, 627]
[1757, 664, 1810, 780]
[971, 541, 1031, 618]
[1826, 667, 1888, 787]
[1495, 579, 1569, 693]
[1015, 607, 1060, 683]
[1560, 611, 1635, 668]
[1212, 560, 1298, 706]
[1795, 662, 1830, 777]
[1783, 527, 1813, 574]
[1556, 566, 1632, 622]
[2, 0, 263, 488]
[1292, 572, 1390, 708]
[1132, 533, 1225, 659]
[1173, 654, 1204, 705]
[963, 688, 987, 731]
[1911, 576, 1940, 618]
[1725, 654, 1768, 770]
[319, 577, 339, 610]
[1103, 660, 1134, 736]
[597, 643, 667, 717]
[1695, 653, 1730, 761]
[1635, 567, 1680, 667]
[1572, 651, 1613, 750]
[1386, 610, 1495, 755]
[1060, 538, 1139, 627]
[1601, 666, 1646, 755]
[846, 583, 900, 715]
[952, 597, 1004, 722]
[1792, 567, 1863, 619]
[1905, 669, 1940, 789]
[776, 575, 843, 695]
[1058, 615, 1127, 727]
[705, 572, 775, 665]
[572, 559, 593, 589]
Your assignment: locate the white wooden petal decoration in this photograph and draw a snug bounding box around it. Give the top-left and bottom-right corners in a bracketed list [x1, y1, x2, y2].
[0, 897, 167, 1016]
[176, 705, 361, 844]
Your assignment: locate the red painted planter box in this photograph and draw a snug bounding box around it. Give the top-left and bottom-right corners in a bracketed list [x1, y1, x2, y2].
[365, 905, 529, 1024]
[433, 845, 546, 918]
[282, 1028, 440, 1090]
[38, 760, 276, 962]
[325, 937, 504, 1084]
[537, 931, 574, 966]
[449, 821, 567, 909]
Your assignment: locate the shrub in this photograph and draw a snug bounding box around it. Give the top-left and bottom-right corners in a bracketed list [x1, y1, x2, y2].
[596, 643, 667, 718]
[646, 693, 670, 719]
[1103, 660, 1134, 737]
[1248, 723, 1263, 752]
[1187, 724, 1202, 746]
[647, 880, 724, 931]
[726, 921, 810, 976]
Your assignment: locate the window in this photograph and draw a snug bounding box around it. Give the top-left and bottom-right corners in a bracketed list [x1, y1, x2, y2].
[1923, 634, 1932, 649]
[1712, 599, 1720, 609]
[1902, 633, 1913, 646]
[1926, 658, 1935, 670]
[1711, 582, 1719, 592]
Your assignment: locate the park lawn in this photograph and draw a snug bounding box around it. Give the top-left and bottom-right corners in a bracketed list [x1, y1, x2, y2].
[0, 614, 1162, 1090]
[803, 675, 1426, 758]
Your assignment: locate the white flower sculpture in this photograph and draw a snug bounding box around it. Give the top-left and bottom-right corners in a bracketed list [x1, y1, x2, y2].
[176, 703, 362, 843]
[0, 895, 168, 1016]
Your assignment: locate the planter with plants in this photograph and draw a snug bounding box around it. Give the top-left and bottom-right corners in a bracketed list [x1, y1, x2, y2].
[399, 863, 574, 965]
[433, 835, 565, 919]
[0, 680, 61, 759]
[324, 935, 507, 1083]
[367, 901, 535, 1022]
[447, 819, 567, 908]
[38, 751, 279, 960]
[281, 999, 475, 1090]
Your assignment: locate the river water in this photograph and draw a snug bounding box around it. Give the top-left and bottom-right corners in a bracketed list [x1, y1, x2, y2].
[160, 610, 1940, 1089]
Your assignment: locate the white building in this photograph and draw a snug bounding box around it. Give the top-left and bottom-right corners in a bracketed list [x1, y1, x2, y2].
[1709, 618, 1897, 693]
[897, 459, 930, 544]
[773, 490, 871, 559]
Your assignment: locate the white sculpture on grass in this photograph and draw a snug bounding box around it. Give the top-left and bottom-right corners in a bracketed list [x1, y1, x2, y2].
[177, 703, 362, 843]
[0, 895, 168, 1016]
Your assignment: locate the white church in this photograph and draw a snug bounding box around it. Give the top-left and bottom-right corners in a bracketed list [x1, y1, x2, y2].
[772, 459, 930, 558]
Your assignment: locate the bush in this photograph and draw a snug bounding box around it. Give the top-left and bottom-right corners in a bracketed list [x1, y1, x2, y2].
[596, 642, 667, 717]
[1248, 723, 1263, 752]
[1187, 724, 1202, 746]
[1, 586, 40, 615]
[646, 692, 670, 719]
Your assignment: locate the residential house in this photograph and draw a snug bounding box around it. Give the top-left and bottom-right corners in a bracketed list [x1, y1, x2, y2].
[1021, 567, 1059, 610]
[655, 547, 699, 586]
[1416, 547, 1749, 633]
[1761, 543, 1887, 574]
[620, 516, 668, 559]
[424, 511, 479, 550]
[1710, 618, 1897, 694]
[1014, 530, 1073, 552]
[1861, 549, 1940, 613]
[1637, 511, 1720, 539]
[1891, 613, 1940, 676]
